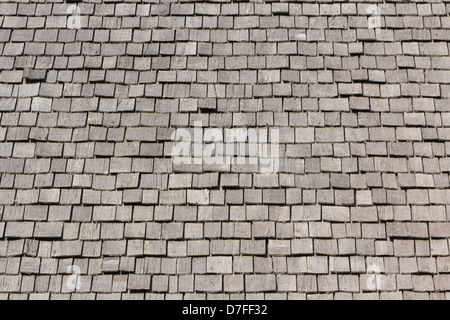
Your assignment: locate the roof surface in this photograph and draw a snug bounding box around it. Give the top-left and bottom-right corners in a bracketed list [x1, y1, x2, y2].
[0, 0, 449, 300]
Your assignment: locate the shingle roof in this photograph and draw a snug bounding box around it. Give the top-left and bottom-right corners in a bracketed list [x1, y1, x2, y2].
[0, 0, 449, 300]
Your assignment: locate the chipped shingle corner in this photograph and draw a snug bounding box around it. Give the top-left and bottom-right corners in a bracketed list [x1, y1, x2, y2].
[22, 69, 47, 83]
